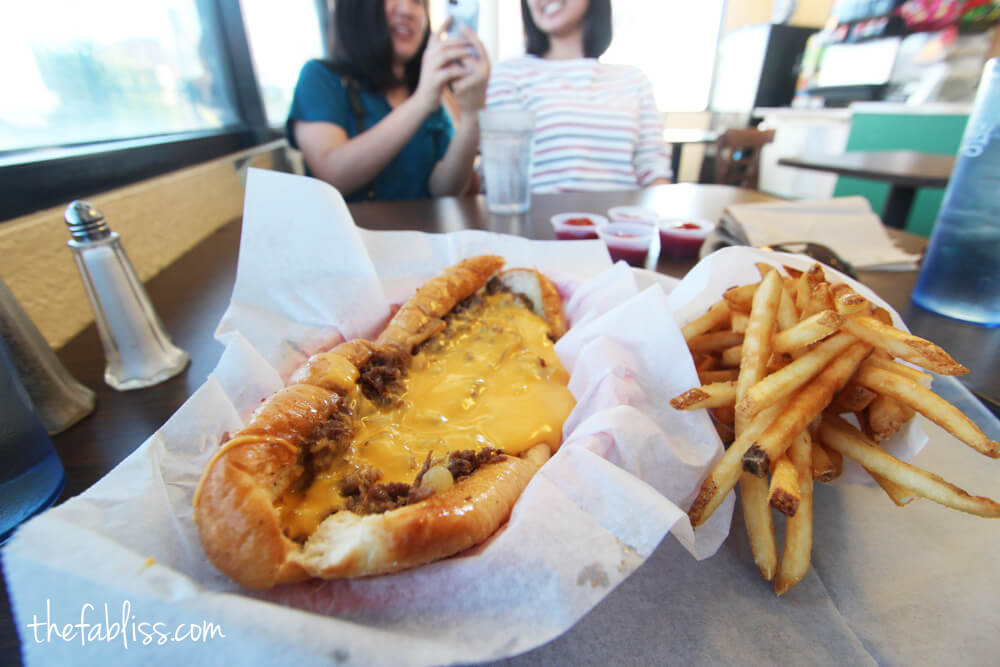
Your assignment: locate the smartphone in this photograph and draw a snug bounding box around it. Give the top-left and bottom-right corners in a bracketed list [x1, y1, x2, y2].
[447, 0, 479, 38]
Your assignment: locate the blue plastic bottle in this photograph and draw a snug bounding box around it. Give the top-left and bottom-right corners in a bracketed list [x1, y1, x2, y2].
[0, 335, 65, 543]
[911, 59, 1000, 327]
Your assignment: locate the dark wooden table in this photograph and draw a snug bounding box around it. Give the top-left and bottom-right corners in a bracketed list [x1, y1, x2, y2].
[778, 150, 954, 229]
[4, 184, 998, 665]
[663, 129, 719, 183]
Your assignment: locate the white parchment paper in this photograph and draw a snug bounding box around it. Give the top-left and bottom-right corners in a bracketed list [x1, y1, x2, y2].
[3, 169, 733, 666]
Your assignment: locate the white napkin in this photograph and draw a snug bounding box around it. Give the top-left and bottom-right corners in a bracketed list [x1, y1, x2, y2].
[718, 197, 921, 271]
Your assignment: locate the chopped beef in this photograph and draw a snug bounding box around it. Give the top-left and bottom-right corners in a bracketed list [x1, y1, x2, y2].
[339, 461, 434, 515]
[452, 294, 484, 314]
[358, 348, 409, 405]
[484, 278, 535, 311]
[446, 447, 506, 479]
[291, 403, 353, 493]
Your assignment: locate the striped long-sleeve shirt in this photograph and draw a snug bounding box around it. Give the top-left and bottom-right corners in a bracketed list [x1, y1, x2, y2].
[486, 56, 672, 193]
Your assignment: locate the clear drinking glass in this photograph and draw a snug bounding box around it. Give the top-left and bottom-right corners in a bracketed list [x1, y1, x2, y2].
[479, 110, 535, 214]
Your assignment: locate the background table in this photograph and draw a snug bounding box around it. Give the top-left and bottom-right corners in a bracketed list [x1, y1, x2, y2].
[4, 185, 999, 666]
[779, 150, 954, 229]
[663, 129, 719, 183]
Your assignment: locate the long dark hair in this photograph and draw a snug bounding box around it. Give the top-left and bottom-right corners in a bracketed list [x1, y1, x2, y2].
[329, 0, 430, 92]
[520, 0, 613, 58]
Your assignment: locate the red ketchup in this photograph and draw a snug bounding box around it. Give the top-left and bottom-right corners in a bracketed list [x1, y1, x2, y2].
[555, 216, 598, 240]
[659, 221, 707, 257]
[606, 245, 650, 267]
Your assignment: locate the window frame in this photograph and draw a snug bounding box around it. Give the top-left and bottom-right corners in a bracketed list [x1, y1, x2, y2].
[0, 0, 323, 221]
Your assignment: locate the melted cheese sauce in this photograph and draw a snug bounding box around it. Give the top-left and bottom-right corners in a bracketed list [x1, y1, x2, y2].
[280, 292, 576, 539]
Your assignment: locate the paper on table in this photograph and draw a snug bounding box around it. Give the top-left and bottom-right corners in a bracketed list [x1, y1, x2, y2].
[3, 169, 731, 666]
[667, 245, 928, 484]
[719, 197, 921, 271]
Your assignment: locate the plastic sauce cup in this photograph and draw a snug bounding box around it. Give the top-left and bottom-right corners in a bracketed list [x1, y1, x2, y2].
[550, 212, 609, 240]
[657, 219, 715, 257]
[597, 222, 659, 268]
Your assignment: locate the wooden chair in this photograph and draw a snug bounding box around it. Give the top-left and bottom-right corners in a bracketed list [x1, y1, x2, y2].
[713, 128, 776, 190]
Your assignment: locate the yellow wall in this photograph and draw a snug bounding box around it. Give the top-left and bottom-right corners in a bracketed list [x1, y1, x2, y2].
[0, 142, 290, 349]
[723, 0, 834, 32]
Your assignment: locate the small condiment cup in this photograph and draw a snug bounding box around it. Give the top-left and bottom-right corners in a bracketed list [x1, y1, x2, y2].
[596, 222, 659, 269]
[550, 212, 609, 240]
[607, 206, 660, 224]
[657, 218, 716, 257]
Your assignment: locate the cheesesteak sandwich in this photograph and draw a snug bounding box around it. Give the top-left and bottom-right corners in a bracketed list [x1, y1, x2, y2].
[194, 256, 576, 589]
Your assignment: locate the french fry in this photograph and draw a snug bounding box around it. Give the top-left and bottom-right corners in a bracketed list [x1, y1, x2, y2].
[811, 440, 842, 482]
[688, 398, 792, 527]
[775, 280, 801, 344]
[741, 341, 872, 477]
[768, 453, 801, 516]
[818, 415, 1000, 517]
[755, 262, 778, 277]
[831, 283, 871, 316]
[741, 473, 777, 580]
[772, 310, 845, 354]
[775, 430, 814, 596]
[736, 333, 857, 419]
[735, 270, 784, 419]
[734, 269, 784, 580]
[861, 356, 932, 385]
[865, 393, 909, 441]
[842, 316, 969, 376]
[721, 345, 743, 367]
[832, 382, 878, 414]
[723, 282, 759, 313]
[872, 307, 893, 325]
[782, 265, 803, 279]
[688, 331, 743, 352]
[801, 282, 835, 318]
[731, 311, 749, 334]
[688, 331, 745, 354]
[853, 365, 1000, 458]
[670, 381, 737, 410]
[682, 300, 732, 340]
[694, 353, 718, 372]
[678, 264, 999, 596]
[699, 368, 740, 384]
[869, 469, 917, 507]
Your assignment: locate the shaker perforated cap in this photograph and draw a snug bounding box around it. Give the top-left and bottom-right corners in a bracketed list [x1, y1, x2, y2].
[64, 200, 111, 242]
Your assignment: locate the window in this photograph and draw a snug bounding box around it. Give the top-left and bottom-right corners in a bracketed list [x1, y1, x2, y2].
[602, 0, 725, 112]
[0, 1, 240, 152]
[240, 0, 326, 126]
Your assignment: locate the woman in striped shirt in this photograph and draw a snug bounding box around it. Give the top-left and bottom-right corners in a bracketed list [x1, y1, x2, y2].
[486, 0, 672, 193]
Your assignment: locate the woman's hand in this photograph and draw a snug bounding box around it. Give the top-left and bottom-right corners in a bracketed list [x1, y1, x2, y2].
[413, 21, 477, 115]
[449, 28, 490, 112]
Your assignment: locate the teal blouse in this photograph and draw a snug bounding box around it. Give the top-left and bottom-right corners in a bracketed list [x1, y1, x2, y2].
[286, 60, 453, 202]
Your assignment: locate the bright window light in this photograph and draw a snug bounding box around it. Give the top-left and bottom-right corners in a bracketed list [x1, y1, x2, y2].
[0, 1, 240, 152]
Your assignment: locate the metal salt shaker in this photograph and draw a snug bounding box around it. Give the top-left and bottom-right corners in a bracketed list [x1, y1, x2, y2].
[64, 201, 189, 390]
[0, 277, 95, 434]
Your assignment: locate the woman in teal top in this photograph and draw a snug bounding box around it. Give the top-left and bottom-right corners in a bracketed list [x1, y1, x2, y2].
[287, 0, 489, 202]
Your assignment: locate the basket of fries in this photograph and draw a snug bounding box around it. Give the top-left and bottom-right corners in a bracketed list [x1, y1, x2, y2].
[668, 247, 999, 596]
